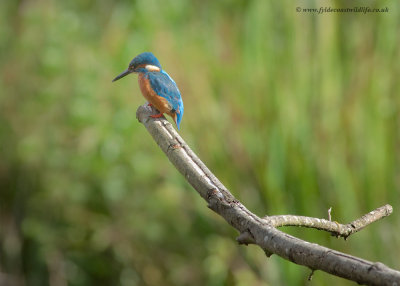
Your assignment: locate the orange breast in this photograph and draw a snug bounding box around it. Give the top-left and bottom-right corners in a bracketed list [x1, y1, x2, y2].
[138, 74, 172, 114]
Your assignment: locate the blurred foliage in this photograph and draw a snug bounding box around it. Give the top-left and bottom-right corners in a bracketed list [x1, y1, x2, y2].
[1, 0, 399, 285]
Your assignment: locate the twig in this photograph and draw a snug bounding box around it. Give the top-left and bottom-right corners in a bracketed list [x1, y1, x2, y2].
[265, 204, 393, 239]
[308, 269, 315, 281]
[328, 207, 332, 221]
[135, 104, 400, 286]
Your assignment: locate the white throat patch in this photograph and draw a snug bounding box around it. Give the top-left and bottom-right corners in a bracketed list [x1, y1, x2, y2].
[145, 65, 161, 72]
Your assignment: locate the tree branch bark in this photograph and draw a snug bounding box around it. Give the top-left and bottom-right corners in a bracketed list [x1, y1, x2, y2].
[266, 204, 393, 239]
[136, 104, 400, 286]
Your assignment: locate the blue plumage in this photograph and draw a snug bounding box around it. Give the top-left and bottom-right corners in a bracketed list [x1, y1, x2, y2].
[112, 52, 184, 130]
[129, 52, 162, 70]
[147, 71, 184, 128]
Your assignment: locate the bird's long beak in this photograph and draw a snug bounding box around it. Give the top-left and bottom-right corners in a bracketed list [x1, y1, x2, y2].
[112, 69, 132, 82]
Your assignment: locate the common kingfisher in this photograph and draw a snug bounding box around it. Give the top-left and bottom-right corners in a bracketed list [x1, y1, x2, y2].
[112, 52, 184, 129]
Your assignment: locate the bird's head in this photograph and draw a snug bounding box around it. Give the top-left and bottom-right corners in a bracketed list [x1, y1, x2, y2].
[112, 52, 162, 82]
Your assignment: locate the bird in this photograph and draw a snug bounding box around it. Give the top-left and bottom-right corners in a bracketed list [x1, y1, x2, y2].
[112, 52, 184, 130]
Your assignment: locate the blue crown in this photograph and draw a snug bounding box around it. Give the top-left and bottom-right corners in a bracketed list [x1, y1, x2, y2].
[129, 52, 162, 69]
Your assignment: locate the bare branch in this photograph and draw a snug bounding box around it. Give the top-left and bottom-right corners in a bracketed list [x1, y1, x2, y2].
[136, 104, 400, 286]
[236, 231, 255, 245]
[265, 204, 393, 239]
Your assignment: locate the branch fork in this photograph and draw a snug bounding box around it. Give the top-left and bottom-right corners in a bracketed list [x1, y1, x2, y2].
[136, 104, 399, 286]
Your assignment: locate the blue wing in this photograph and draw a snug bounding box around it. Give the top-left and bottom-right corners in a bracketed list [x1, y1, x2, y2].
[147, 70, 184, 128]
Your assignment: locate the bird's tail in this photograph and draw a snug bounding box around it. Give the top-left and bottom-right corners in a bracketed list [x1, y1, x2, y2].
[173, 113, 181, 130]
[175, 101, 184, 130]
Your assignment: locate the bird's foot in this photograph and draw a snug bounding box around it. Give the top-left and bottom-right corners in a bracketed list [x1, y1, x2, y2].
[150, 113, 164, 118]
[147, 103, 153, 107]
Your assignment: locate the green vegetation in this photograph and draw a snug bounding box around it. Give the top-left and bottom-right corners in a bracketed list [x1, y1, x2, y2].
[1, 0, 399, 285]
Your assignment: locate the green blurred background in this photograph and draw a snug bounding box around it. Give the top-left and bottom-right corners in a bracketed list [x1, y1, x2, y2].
[1, 0, 399, 285]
